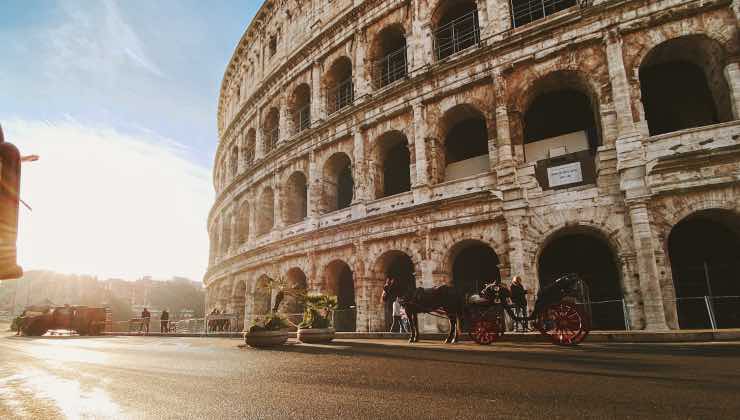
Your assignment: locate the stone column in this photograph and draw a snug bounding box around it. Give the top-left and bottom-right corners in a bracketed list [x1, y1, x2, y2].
[278, 95, 289, 143]
[411, 101, 430, 189]
[230, 210, 240, 253]
[352, 129, 370, 203]
[411, 3, 432, 69]
[307, 151, 322, 228]
[273, 182, 284, 231]
[627, 201, 668, 330]
[255, 109, 265, 160]
[311, 61, 324, 123]
[247, 196, 256, 245]
[353, 31, 368, 100]
[724, 60, 740, 120]
[605, 30, 638, 139]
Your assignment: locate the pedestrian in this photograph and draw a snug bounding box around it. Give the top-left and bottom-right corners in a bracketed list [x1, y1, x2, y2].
[141, 307, 151, 334]
[510, 276, 528, 332]
[400, 306, 410, 333]
[160, 308, 170, 333]
[389, 295, 403, 333]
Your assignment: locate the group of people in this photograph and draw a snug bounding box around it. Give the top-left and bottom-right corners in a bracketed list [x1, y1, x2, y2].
[137, 307, 170, 334]
[207, 308, 232, 332]
[480, 275, 530, 332]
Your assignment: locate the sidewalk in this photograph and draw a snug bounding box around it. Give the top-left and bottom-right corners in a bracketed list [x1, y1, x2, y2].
[104, 329, 740, 343]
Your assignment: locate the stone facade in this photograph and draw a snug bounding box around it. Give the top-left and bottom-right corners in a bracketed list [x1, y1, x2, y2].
[206, 0, 740, 332]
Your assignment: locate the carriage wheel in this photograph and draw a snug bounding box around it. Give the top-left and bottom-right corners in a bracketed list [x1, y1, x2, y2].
[535, 302, 589, 346]
[469, 318, 503, 345]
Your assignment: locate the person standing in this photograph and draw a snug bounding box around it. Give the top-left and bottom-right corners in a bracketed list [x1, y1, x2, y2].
[510, 276, 528, 332]
[160, 309, 170, 333]
[141, 307, 151, 334]
[389, 296, 403, 333]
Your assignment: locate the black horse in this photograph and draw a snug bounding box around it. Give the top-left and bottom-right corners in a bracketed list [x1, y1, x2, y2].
[381, 277, 464, 344]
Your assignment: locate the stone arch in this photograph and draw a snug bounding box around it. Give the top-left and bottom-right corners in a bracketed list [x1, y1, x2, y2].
[231, 278, 247, 329]
[263, 107, 280, 153]
[447, 239, 501, 296]
[252, 274, 273, 316]
[283, 267, 308, 326]
[638, 35, 733, 136]
[244, 128, 256, 167]
[321, 259, 356, 332]
[431, 0, 480, 60]
[667, 208, 740, 329]
[536, 225, 627, 330]
[322, 152, 354, 213]
[372, 131, 411, 198]
[437, 103, 491, 182]
[283, 171, 308, 224]
[370, 23, 408, 88]
[289, 83, 311, 134]
[256, 186, 275, 235]
[324, 56, 354, 114]
[517, 70, 603, 163]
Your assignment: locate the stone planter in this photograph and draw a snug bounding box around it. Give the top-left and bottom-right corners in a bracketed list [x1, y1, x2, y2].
[244, 330, 289, 348]
[297, 327, 335, 344]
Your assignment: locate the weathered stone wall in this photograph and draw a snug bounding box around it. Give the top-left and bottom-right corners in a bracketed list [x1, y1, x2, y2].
[206, 0, 740, 332]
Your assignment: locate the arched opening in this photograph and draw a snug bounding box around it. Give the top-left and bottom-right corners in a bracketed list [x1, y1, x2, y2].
[510, 0, 577, 28]
[522, 72, 601, 189]
[284, 171, 308, 224]
[324, 260, 356, 332]
[236, 201, 249, 244]
[232, 280, 247, 331]
[639, 35, 732, 136]
[256, 187, 275, 235]
[538, 227, 625, 330]
[376, 251, 416, 330]
[323, 152, 354, 212]
[371, 24, 407, 88]
[451, 240, 500, 330]
[284, 267, 308, 329]
[244, 129, 256, 167]
[325, 57, 354, 114]
[441, 104, 489, 181]
[433, 0, 479, 60]
[263, 108, 280, 153]
[291, 84, 311, 133]
[375, 132, 411, 198]
[451, 240, 501, 295]
[668, 209, 740, 329]
[253, 275, 272, 316]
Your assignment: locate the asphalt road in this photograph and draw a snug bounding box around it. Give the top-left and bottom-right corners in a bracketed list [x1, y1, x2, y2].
[1, 332, 739, 419]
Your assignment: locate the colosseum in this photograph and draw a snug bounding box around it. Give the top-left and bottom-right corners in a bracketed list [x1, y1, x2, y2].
[205, 0, 740, 333]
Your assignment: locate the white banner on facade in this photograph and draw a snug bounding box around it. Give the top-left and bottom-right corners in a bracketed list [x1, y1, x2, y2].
[547, 161, 583, 187]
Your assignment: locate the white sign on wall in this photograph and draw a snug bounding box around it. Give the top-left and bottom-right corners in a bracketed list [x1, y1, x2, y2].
[547, 161, 583, 187]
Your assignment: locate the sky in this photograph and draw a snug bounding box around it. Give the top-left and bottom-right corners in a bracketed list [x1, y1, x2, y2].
[0, 1, 260, 281]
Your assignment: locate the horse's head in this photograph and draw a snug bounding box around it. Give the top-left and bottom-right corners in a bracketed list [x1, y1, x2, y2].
[381, 277, 400, 302]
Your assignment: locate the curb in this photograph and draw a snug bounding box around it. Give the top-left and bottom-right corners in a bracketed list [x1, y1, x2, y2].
[102, 329, 740, 343]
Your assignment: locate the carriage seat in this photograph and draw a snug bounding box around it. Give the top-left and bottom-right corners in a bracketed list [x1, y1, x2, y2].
[466, 294, 490, 305]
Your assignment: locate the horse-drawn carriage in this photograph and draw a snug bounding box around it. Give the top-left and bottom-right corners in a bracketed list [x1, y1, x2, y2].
[382, 273, 591, 346]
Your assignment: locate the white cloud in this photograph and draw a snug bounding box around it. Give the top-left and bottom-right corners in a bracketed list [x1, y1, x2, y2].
[3, 118, 213, 281]
[48, 0, 163, 81]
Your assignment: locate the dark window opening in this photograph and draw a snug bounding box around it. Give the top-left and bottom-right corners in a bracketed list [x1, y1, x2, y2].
[380, 134, 411, 198]
[524, 89, 599, 162]
[284, 172, 308, 224]
[452, 242, 501, 331]
[445, 118, 488, 163]
[256, 188, 275, 235]
[326, 260, 356, 332]
[641, 61, 719, 136]
[434, 2, 480, 60]
[263, 108, 280, 153]
[269, 35, 277, 57]
[373, 26, 407, 88]
[337, 163, 354, 210]
[229, 146, 239, 177]
[669, 211, 740, 329]
[244, 129, 256, 166]
[538, 231, 625, 330]
[511, 0, 577, 28]
[324, 153, 354, 213]
[326, 57, 354, 114]
[292, 84, 311, 133]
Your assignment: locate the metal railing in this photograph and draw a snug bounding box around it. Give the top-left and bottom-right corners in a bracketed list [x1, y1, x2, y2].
[264, 127, 279, 152]
[294, 104, 311, 133]
[327, 78, 354, 115]
[434, 10, 480, 60]
[510, 0, 577, 28]
[374, 46, 408, 88]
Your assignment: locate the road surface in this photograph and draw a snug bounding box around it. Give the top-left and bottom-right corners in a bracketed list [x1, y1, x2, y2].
[1, 332, 739, 419]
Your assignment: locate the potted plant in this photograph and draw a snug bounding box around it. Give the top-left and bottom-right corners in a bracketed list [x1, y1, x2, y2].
[244, 312, 290, 347]
[296, 293, 337, 344]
